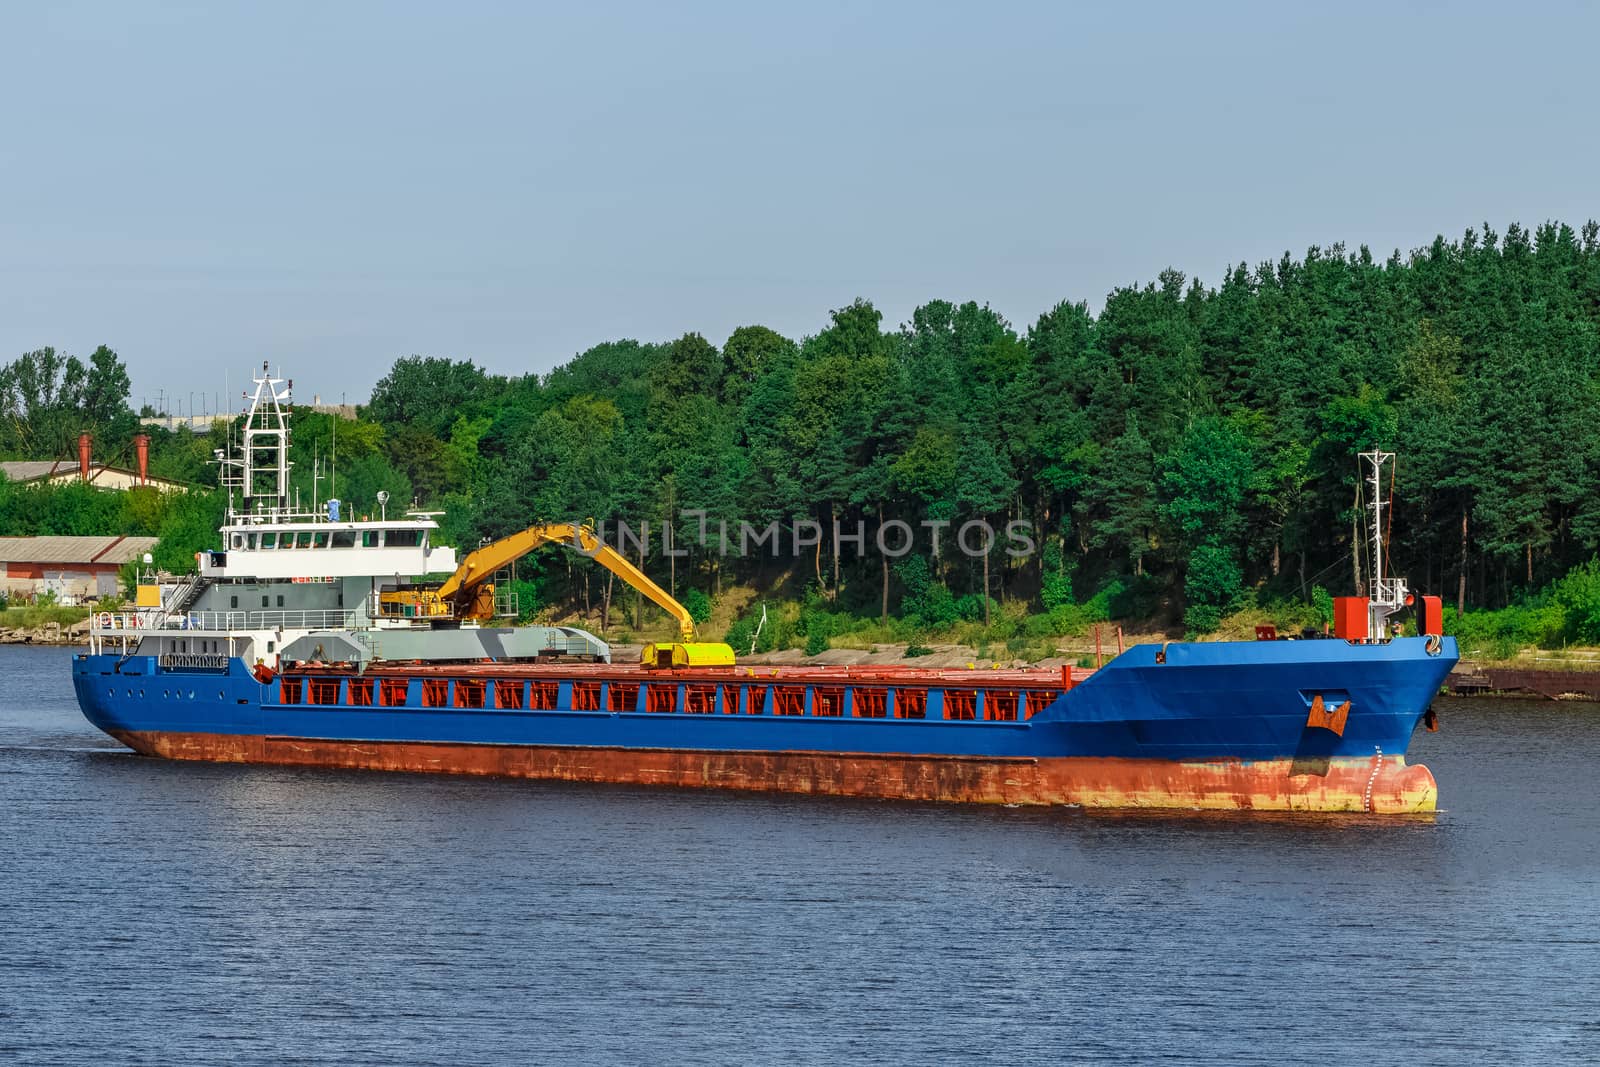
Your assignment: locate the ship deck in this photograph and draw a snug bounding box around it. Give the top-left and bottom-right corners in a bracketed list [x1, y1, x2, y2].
[287, 659, 1096, 686]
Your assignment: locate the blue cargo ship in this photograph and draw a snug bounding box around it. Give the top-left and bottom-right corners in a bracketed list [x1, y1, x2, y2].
[71, 366, 1456, 812]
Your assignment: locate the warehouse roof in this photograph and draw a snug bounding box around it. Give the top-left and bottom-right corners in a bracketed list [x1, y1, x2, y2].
[0, 460, 188, 492]
[0, 460, 77, 481]
[0, 536, 160, 565]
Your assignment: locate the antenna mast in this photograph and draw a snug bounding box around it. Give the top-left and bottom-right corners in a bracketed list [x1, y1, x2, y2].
[1359, 449, 1407, 639]
[216, 361, 294, 521]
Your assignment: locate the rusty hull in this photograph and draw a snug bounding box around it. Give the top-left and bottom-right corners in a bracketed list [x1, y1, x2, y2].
[110, 730, 1437, 814]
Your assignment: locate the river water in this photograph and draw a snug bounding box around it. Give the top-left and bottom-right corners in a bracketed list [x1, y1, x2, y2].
[1, 645, 1596, 1065]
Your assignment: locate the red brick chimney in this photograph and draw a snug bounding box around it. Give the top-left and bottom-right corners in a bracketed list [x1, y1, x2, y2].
[78, 433, 92, 483]
[133, 434, 150, 486]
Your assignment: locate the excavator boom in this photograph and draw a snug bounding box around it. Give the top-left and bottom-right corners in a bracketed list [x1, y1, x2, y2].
[420, 522, 731, 667]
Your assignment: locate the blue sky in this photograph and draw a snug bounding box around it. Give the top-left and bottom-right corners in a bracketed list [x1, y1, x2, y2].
[3, 1, 1596, 409]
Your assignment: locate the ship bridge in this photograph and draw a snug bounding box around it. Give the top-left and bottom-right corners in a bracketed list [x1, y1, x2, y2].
[201, 514, 457, 582]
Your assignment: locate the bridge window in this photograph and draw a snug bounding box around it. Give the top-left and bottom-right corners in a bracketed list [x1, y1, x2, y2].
[312, 532, 329, 548]
[387, 529, 421, 547]
[362, 530, 379, 547]
[261, 532, 276, 549]
[331, 531, 357, 549]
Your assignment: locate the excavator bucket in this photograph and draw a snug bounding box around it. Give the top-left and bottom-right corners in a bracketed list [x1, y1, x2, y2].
[641, 642, 737, 669]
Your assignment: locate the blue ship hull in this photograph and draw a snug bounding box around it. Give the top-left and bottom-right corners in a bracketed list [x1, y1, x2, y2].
[72, 636, 1458, 812]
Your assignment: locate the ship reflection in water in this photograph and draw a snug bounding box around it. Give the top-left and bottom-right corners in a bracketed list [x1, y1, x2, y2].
[5, 645, 1600, 1064]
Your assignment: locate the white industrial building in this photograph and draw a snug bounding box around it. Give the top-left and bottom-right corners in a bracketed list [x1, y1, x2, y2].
[0, 460, 186, 494]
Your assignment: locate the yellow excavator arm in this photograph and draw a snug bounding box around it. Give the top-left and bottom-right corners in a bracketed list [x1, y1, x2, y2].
[426, 522, 732, 667]
[437, 523, 691, 639]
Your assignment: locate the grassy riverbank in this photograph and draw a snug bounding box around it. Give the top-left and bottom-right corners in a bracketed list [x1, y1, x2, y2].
[1, 605, 92, 630]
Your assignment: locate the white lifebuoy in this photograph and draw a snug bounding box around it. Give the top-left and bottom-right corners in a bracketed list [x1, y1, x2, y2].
[97, 611, 113, 629]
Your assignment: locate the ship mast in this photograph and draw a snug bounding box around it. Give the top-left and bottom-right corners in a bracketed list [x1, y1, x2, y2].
[216, 361, 293, 522]
[1359, 449, 1407, 639]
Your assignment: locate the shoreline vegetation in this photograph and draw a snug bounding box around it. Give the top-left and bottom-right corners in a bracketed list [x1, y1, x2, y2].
[0, 605, 92, 646]
[7, 221, 1600, 663]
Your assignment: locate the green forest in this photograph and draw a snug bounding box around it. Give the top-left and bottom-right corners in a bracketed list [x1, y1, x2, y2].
[7, 220, 1600, 656]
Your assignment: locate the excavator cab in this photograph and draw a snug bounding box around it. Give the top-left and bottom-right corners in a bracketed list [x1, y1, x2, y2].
[377, 583, 452, 620]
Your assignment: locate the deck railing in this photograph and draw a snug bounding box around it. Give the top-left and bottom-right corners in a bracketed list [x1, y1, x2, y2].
[92, 608, 360, 633]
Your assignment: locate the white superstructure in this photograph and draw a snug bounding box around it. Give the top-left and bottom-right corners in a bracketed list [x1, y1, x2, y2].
[206, 361, 456, 580]
[90, 361, 609, 667]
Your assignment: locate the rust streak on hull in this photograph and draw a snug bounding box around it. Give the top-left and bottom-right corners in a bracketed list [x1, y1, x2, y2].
[109, 730, 1437, 814]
